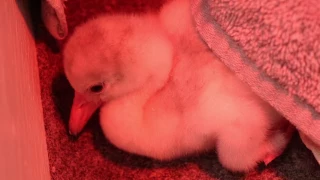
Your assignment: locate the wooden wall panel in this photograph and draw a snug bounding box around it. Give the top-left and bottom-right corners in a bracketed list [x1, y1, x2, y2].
[0, 0, 51, 179]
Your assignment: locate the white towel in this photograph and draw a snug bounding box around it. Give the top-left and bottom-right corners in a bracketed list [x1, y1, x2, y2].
[191, 0, 320, 164]
[41, 0, 68, 39]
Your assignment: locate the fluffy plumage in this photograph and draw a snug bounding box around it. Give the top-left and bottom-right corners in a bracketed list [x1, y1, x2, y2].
[63, 0, 294, 172]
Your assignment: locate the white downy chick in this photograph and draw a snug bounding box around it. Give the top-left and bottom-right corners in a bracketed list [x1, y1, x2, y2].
[63, 0, 294, 172]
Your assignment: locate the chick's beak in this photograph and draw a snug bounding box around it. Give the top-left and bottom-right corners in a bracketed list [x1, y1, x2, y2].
[69, 92, 102, 136]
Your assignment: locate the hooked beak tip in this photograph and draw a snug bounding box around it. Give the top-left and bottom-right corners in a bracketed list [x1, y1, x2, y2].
[68, 129, 78, 136]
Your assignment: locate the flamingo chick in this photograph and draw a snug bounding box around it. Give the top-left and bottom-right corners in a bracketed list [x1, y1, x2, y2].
[63, 0, 294, 172]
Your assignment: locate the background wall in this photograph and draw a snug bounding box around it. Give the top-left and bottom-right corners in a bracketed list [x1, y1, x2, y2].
[0, 0, 50, 179]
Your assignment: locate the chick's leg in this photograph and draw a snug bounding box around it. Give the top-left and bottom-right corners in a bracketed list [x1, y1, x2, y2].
[216, 126, 268, 172]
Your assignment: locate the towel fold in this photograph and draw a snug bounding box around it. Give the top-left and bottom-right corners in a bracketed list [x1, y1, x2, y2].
[191, 0, 320, 163]
[41, 0, 68, 39]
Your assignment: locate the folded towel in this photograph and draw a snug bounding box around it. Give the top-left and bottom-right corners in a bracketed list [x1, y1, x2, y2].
[191, 0, 320, 163]
[41, 0, 68, 39]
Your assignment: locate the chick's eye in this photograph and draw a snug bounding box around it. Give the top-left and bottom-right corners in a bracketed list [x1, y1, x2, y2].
[90, 84, 104, 93]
